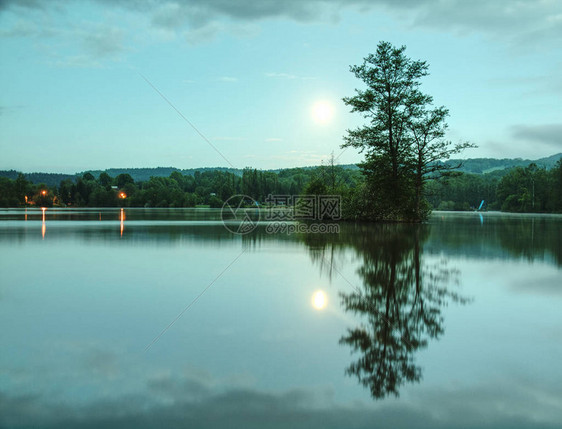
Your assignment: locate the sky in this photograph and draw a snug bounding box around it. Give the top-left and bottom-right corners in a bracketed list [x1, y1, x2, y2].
[0, 0, 561, 174]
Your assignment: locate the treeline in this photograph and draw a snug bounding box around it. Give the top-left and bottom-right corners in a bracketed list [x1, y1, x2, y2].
[0, 167, 360, 209]
[442, 153, 561, 174]
[0, 170, 77, 188]
[4, 154, 560, 187]
[1, 160, 560, 213]
[426, 160, 562, 212]
[0, 165, 356, 188]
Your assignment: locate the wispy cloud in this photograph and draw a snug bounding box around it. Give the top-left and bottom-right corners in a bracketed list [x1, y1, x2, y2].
[2, 1, 561, 57]
[217, 76, 238, 82]
[184, 21, 221, 45]
[89, 0, 562, 48]
[264, 137, 283, 142]
[0, 12, 127, 67]
[212, 136, 247, 142]
[268, 150, 329, 165]
[0, 0, 44, 14]
[511, 123, 562, 148]
[81, 25, 125, 58]
[510, 270, 562, 296]
[265, 72, 315, 81]
[54, 55, 103, 68]
[1, 373, 561, 429]
[0, 104, 25, 115]
[0, 18, 37, 37]
[487, 72, 562, 97]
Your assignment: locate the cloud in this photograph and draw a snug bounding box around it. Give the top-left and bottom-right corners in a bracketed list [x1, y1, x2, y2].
[511, 123, 562, 148]
[80, 348, 120, 378]
[484, 123, 562, 159]
[0, 7, 126, 66]
[3, 1, 557, 41]
[407, 1, 561, 39]
[510, 270, 562, 296]
[81, 25, 125, 58]
[212, 136, 247, 141]
[1, 374, 561, 429]
[265, 150, 330, 166]
[184, 21, 221, 44]
[0, 18, 37, 37]
[265, 72, 296, 79]
[2, 1, 561, 52]
[139, 0, 339, 26]
[265, 137, 284, 142]
[53, 55, 103, 68]
[95, 0, 562, 48]
[487, 72, 562, 97]
[265, 72, 315, 80]
[151, 2, 204, 29]
[0, 0, 43, 13]
[217, 76, 238, 82]
[146, 373, 212, 400]
[0, 104, 25, 115]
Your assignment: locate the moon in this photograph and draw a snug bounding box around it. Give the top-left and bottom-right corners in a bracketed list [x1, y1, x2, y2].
[311, 290, 327, 310]
[311, 101, 334, 124]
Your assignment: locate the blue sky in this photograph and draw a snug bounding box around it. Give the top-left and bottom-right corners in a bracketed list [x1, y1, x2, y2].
[1, 0, 561, 174]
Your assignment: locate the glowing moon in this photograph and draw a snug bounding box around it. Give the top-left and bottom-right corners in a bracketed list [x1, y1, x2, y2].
[312, 290, 327, 310]
[311, 101, 334, 124]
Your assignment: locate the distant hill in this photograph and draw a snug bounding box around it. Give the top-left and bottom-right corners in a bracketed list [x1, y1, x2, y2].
[448, 153, 562, 174]
[1, 153, 560, 185]
[0, 170, 77, 187]
[0, 167, 242, 186]
[85, 167, 242, 183]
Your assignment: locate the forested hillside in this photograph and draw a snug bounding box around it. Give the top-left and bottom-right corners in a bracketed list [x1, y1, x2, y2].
[446, 153, 561, 174]
[1, 153, 559, 185]
[1, 154, 561, 213]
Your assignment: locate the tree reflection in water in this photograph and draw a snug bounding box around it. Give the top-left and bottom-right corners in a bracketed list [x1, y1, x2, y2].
[303, 223, 470, 399]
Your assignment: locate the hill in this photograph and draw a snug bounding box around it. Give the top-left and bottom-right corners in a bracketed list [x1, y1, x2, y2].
[449, 153, 561, 174]
[1, 153, 560, 184]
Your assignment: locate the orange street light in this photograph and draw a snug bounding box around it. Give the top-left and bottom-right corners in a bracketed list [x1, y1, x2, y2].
[41, 190, 47, 196]
[119, 192, 127, 199]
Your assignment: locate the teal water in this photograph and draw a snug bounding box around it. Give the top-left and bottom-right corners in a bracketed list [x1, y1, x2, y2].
[1, 209, 561, 428]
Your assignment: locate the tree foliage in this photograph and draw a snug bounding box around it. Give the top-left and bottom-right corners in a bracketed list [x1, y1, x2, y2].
[343, 41, 475, 221]
[0, 156, 560, 213]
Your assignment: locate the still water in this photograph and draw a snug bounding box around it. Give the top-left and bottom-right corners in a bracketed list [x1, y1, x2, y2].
[1, 209, 561, 428]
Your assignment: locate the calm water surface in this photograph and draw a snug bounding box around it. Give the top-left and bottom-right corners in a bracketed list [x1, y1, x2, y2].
[1, 208, 561, 428]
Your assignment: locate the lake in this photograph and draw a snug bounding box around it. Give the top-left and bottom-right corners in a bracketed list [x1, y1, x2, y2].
[1, 208, 561, 428]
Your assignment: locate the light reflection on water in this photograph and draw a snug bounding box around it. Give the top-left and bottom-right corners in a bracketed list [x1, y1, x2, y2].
[0, 209, 561, 428]
[41, 207, 46, 239]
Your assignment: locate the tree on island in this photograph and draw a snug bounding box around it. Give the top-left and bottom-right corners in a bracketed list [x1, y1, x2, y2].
[343, 41, 474, 222]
